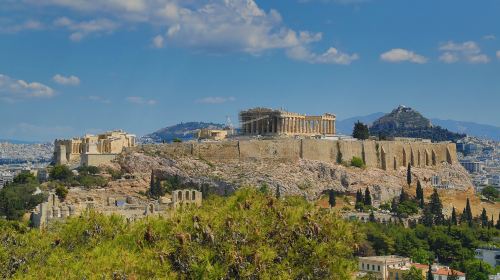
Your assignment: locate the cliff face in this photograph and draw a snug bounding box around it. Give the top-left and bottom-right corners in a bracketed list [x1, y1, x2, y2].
[117, 143, 473, 204]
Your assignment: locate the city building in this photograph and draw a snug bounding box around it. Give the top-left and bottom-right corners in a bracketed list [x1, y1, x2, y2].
[460, 160, 484, 173]
[358, 255, 410, 279]
[54, 130, 136, 166]
[197, 128, 231, 141]
[388, 262, 465, 280]
[475, 247, 500, 268]
[239, 107, 336, 137]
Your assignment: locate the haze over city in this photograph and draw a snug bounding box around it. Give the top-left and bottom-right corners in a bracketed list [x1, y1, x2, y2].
[0, 0, 499, 142]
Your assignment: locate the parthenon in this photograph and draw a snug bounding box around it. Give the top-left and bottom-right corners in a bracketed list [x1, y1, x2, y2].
[239, 108, 336, 136]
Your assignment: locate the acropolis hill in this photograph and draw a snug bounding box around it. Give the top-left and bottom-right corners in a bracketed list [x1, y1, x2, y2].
[112, 107, 473, 208]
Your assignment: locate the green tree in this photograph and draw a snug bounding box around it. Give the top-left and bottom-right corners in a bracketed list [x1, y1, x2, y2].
[480, 208, 488, 227]
[450, 207, 458, 226]
[356, 190, 364, 210]
[429, 189, 444, 225]
[463, 259, 493, 280]
[426, 264, 433, 280]
[172, 138, 182, 143]
[352, 121, 370, 140]
[481, 185, 499, 201]
[416, 180, 424, 208]
[148, 172, 165, 199]
[328, 190, 336, 208]
[364, 187, 372, 206]
[462, 198, 473, 226]
[402, 266, 424, 280]
[400, 188, 409, 203]
[369, 211, 376, 222]
[50, 164, 73, 181]
[407, 163, 412, 186]
[422, 205, 434, 227]
[0, 173, 45, 220]
[275, 185, 281, 199]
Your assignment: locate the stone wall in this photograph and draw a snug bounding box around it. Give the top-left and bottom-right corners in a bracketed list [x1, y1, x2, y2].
[81, 154, 118, 166]
[139, 139, 458, 170]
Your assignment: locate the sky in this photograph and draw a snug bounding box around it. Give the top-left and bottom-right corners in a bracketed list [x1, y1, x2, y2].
[0, 0, 499, 142]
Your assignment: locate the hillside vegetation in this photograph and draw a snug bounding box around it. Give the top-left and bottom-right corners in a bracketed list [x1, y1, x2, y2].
[0, 188, 359, 279]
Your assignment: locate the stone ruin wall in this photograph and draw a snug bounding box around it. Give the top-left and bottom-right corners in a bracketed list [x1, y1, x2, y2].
[138, 139, 458, 170]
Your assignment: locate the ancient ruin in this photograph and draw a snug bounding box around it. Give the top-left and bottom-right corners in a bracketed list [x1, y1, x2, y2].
[54, 130, 136, 166]
[239, 108, 336, 137]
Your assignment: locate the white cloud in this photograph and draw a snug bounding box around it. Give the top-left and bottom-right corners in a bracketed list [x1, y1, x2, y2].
[52, 74, 80, 86]
[496, 50, 500, 60]
[152, 35, 164, 48]
[86, 95, 110, 104]
[25, 0, 357, 65]
[196, 96, 236, 104]
[126, 96, 157, 105]
[0, 19, 43, 33]
[380, 48, 427, 64]
[0, 74, 54, 102]
[438, 41, 490, 64]
[483, 34, 496, 40]
[54, 17, 118, 41]
[287, 45, 358, 64]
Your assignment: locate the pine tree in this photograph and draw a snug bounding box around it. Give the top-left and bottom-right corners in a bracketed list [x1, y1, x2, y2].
[391, 197, 399, 214]
[328, 190, 336, 208]
[355, 189, 364, 210]
[416, 180, 424, 208]
[352, 121, 370, 140]
[450, 207, 458, 226]
[364, 187, 372, 206]
[480, 208, 488, 227]
[426, 264, 433, 280]
[422, 205, 434, 227]
[399, 188, 409, 203]
[407, 163, 412, 186]
[369, 211, 376, 222]
[429, 189, 444, 225]
[275, 185, 281, 199]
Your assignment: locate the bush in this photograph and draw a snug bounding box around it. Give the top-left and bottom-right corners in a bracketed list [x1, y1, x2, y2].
[351, 156, 365, 168]
[55, 185, 68, 201]
[0, 189, 360, 279]
[106, 167, 123, 180]
[0, 173, 45, 220]
[481, 186, 499, 201]
[77, 165, 101, 176]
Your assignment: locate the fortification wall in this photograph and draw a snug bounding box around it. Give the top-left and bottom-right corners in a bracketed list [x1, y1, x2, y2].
[140, 139, 457, 170]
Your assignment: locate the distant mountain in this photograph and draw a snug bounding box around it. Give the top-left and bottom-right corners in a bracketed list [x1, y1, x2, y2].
[369, 106, 465, 142]
[337, 110, 500, 141]
[0, 139, 41, 144]
[430, 119, 500, 141]
[336, 112, 385, 135]
[141, 122, 225, 143]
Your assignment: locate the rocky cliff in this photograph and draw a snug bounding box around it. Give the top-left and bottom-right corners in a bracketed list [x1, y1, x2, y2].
[116, 143, 473, 204]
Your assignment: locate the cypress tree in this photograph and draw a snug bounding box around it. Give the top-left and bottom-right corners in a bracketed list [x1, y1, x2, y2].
[407, 163, 412, 186]
[464, 198, 473, 225]
[429, 189, 444, 225]
[480, 208, 488, 227]
[399, 188, 409, 203]
[391, 197, 399, 214]
[426, 264, 433, 280]
[422, 205, 434, 227]
[352, 121, 370, 140]
[416, 180, 424, 208]
[355, 189, 364, 210]
[450, 207, 458, 226]
[328, 190, 336, 208]
[369, 211, 376, 222]
[364, 187, 372, 206]
[275, 185, 281, 199]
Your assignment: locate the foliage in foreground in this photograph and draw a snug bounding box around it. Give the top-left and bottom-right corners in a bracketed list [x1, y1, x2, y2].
[0, 188, 360, 279]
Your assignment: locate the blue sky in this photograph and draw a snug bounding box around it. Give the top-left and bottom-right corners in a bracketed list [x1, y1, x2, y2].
[0, 0, 499, 142]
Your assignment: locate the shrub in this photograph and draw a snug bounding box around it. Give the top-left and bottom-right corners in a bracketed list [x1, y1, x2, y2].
[55, 185, 68, 201]
[351, 156, 365, 168]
